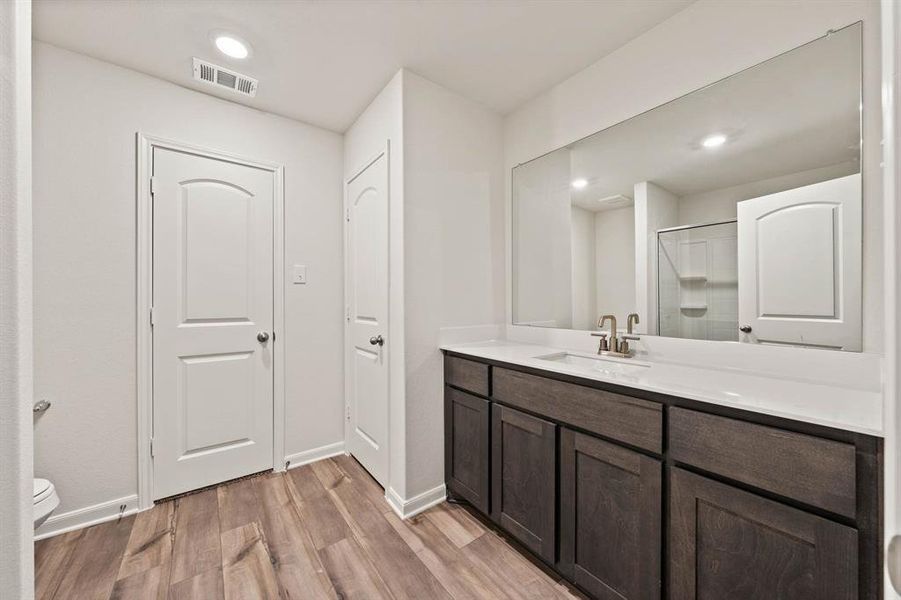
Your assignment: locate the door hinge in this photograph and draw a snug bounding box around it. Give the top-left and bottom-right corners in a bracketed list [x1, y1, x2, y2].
[345, 208, 350, 222]
[149, 176, 157, 195]
[346, 405, 350, 421]
[150, 437, 154, 458]
[345, 305, 350, 322]
[149, 306, 154, 327]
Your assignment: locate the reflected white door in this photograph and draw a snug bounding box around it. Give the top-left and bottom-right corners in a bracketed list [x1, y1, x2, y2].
[345, 151, 389, 486]
[152, 147, 274, 500]
[737, 173, 861, 350]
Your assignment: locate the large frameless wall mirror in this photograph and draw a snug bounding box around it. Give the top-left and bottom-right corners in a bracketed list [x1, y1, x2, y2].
[512, 22, 863, 351]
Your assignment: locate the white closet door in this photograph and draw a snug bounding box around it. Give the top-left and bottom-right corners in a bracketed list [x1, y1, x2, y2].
[345, 151, 390, 487]
[152, 147, 274, 499]
[737, 173, 861, 350]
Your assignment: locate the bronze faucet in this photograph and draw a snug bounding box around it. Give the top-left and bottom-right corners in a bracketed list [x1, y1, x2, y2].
[627, 313, 640, 334]
[598, 315, 618, 354]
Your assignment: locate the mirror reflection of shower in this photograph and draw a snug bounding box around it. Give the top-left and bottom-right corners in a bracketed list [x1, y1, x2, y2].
[657, 221, 738, 341]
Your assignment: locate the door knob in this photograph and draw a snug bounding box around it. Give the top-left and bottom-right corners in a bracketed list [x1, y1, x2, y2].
[369, 335, 384, 346]
[257, 331, 270, 343]
[739, 325, 752, 333]
[888, 535, 901, 594]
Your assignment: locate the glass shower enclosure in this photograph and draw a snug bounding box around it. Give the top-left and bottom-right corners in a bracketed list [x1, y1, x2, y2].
[657, 220, 738, 341]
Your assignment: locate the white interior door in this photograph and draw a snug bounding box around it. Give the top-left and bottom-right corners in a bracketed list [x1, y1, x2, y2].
[152, 147, 274, 500]
[345, 151, 389, 487]
[737, 173, 861, 350]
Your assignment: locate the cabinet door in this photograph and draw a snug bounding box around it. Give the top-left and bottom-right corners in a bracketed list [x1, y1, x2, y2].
[491, 403, 556, 563]
[444, 387, 490, 513]
[670, 468, 858, 600]
[560, 429, 661, 599]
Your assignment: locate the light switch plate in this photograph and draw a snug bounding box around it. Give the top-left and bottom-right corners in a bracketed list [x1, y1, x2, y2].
[292, 265, 307, 284]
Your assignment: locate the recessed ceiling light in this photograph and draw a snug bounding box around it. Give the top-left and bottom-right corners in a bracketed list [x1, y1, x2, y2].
[215, 35, 250, 59]
[572, 178, 588, 189]
[701, 133, 727, 148]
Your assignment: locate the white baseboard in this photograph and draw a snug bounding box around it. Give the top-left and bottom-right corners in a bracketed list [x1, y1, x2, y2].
[284, 441, 346, 470]
[35, 494, 139, 541]
[386, 484, 446, 519]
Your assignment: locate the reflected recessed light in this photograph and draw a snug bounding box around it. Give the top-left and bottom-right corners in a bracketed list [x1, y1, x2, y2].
[701, 133, 727, 148]
[572, 178, 588, 189]
[215, 35, 250, 59]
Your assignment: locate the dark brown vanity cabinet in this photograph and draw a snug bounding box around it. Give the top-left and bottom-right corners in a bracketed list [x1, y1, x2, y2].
[491, 403, 557, 563]
[445, 355, 490, 396]
[669, 468, 858, 600]
[668, 407, 857, 519]
[560, 428, 662, 600]
[442, 353, 880, 600]
[444, 387, 490, 513]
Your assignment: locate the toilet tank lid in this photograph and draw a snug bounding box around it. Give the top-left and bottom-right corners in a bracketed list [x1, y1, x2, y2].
[34, 478, 52, 498]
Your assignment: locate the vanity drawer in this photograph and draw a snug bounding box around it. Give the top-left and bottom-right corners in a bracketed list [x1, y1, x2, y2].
[445, 355, 490, 396]
[493, 367, 662, 454]
[669, 407, 856, 518]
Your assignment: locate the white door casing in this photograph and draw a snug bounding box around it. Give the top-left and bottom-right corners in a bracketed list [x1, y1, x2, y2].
[152, 146, 275, 500]
[345, 150, 390, 487]
[737, 173, 862, 351]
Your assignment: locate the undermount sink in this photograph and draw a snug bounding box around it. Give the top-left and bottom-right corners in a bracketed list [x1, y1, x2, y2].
[535, 352, 650, 376]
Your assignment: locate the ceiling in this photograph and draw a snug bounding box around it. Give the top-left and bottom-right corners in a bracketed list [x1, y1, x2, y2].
[33, 0, 693, 133]
[547, 23, 861, 210]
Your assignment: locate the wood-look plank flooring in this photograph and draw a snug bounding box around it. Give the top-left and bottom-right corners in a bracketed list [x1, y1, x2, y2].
[35, 455, 583, 600]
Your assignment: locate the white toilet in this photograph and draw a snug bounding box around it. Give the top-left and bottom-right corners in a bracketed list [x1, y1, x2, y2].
[33, 478, 59, 529]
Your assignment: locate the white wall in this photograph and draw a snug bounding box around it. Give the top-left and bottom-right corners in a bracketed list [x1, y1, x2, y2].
[402, 71, 504, 499]
[343, 71, 408, 498]
[0, 1, 34, 596]
[594, 206, 635, 322]
[504, 0, 884, 353]
[343, 70, 504, 505]
[882, 0, 901, 598]
[32, 43, 344, 521]
[512, 150, 573, 327]
[880, 1, 901, 595]
[635, 181, 678, 335]
[571, 206, 596, 330]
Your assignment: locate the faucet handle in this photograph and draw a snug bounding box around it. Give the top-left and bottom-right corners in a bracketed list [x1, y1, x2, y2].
[591, 331, 609, 352]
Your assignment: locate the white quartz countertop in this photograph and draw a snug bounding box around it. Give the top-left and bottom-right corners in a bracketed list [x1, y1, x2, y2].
[440, 340, 884, 437]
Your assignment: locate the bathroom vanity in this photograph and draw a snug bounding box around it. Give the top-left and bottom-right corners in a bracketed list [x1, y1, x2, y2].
[454, 19, 882, 599]
[442, 343, 882, 600]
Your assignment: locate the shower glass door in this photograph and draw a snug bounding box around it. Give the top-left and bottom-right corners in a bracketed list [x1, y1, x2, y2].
[657, 221, 738, 341]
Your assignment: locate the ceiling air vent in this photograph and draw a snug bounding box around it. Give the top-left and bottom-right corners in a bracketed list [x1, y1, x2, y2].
[192, 57, 258, 97]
